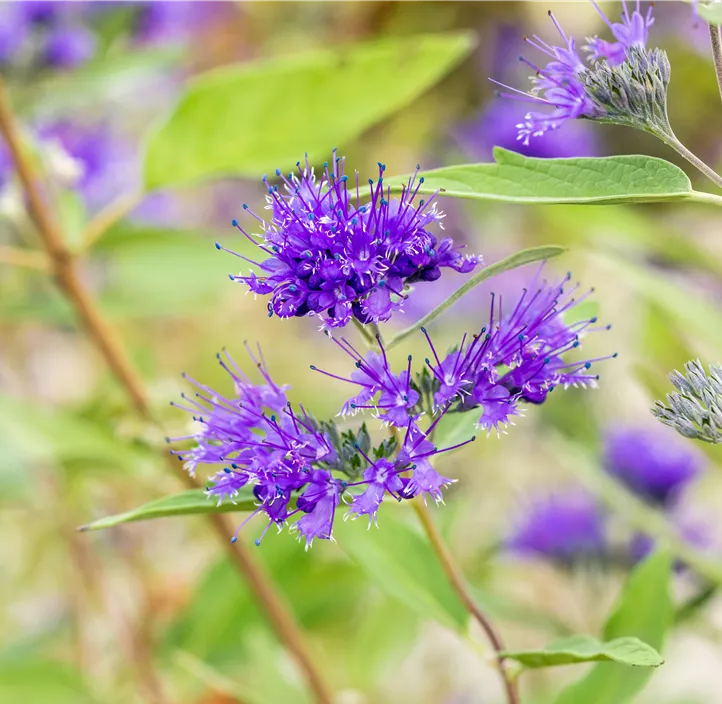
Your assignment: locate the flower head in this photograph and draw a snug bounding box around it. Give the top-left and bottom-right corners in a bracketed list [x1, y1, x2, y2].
[169, 345, 344, 548]
[218, 152, 480, 329]
[312, 336, 420, 428]
[493, 1, 657, 144]
[603, 425, 704, 506]
[170, 346, 472, 547]
[506, 489, 608, 566]
[423, 271, 614, 433]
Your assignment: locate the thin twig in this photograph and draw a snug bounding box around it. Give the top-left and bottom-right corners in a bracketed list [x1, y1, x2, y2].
[0, 80, 149, 414]
[0, 244, 49, 270]
[412, 500, 520, 704]
[0, 76, 334, 704]
[709, 23, 722, 105]
[81, 190, 144, 251]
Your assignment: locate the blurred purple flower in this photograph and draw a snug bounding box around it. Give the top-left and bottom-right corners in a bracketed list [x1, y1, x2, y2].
[38, 121, 133, 211]
[629, 512, 713, 568]
[134, 1, 227, 44]
[43, 25, 96, 68]
[0, 1, 101, 69]
[506, 489, 608, 565]
[603, 425, 705, 506]
[0, 4, 30, 63]
[219, 152, 480, 329]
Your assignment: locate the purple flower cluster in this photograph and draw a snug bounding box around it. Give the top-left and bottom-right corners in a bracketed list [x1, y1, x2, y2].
[313, 271, 612, 438]
[169, 346, 471, 548]
[507, 424, 709, 568]
[493, 1, 654, 144]
[424, 273, 613, 432]
[218, 152, 480, 329]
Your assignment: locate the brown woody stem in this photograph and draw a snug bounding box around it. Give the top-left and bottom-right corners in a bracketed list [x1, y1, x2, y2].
[412, 500, 520, 704]
[0, 77, 334, 704]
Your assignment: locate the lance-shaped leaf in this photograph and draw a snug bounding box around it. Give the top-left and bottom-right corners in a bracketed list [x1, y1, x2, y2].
[78, 488, 256, 532]
[144, 32, 475, 189]
[502, 635, 663, 670]
[386, 149, 698, 206]
[386, 245, 565, 349]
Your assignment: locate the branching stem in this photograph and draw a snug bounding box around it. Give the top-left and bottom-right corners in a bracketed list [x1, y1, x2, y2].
[0, 77, 334, 704]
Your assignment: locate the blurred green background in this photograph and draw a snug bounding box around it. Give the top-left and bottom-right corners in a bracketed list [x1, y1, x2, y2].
[2, 2, 722, 703]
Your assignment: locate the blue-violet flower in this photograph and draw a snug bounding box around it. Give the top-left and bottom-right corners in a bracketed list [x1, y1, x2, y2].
[218, 151, 481, 328]
[170, 346, 474, 547]
[492, 1, 654, 144]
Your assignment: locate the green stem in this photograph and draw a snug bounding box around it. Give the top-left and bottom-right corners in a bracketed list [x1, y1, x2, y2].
[653, 127, 722, 192]
[352, 317, 376, 347]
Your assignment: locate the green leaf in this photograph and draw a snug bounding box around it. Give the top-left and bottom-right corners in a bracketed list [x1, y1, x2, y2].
[386, 245, 565, 349]
[555, 551, 673, 704]
[78, 488, 256, 532]
[93, 224, 234, 318]
[386, 149, 693, 205]
[502, 635, 663, 669]
[143, 32, 475, 189]
[333, 506, 467, 630]
[0, 395, 154, 485]
[0, 661, 99, 704]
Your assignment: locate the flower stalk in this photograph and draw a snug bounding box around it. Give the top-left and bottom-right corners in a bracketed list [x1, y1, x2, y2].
[0, 76, 334, 704]
[652, 129, 722, 192]
[412, 499, 520, 704]
[709, 23, 722, 105]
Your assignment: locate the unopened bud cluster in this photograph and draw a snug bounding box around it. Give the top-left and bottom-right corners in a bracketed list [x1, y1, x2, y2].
[584, 45, 672, 135]
[652, 360, 722, 444]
